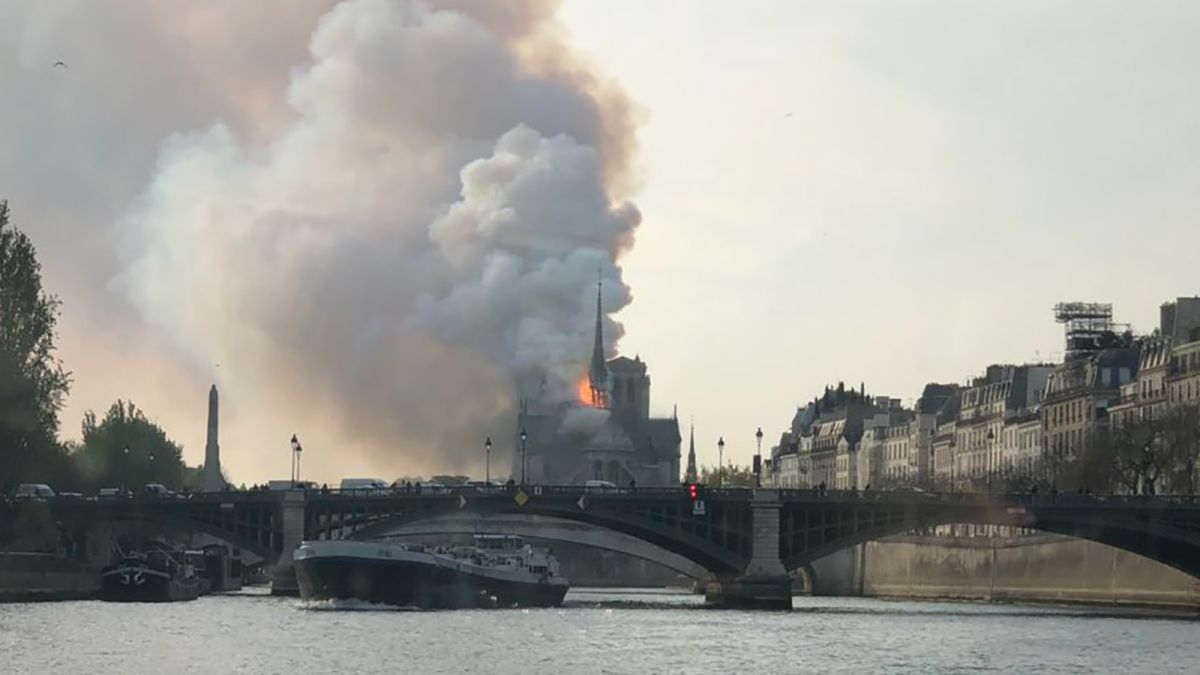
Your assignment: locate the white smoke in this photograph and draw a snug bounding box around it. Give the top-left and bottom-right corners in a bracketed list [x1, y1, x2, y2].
[115, 0, 640, 473]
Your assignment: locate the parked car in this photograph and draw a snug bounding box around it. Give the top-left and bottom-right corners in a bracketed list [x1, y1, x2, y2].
[98, 487, 131, 499]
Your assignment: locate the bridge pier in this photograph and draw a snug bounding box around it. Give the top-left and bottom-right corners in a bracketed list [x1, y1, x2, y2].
[269, 491, 306, 596]
[706, 489, 792, 610]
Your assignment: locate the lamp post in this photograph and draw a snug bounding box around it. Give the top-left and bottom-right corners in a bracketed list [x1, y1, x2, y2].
[484, 436, 492, 485]
[519, 428, 528, 486]
[717, 436, 725, 488]
[1142, 442, 1152, 495]
[122, 445, 130, 493]
[754, 427, 764, 488]
[290, 434, 302, 486]
[948, 436, 957, 493]
[986, 428, 995, 494]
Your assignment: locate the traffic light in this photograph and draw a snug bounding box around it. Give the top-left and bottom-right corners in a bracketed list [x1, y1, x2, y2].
[688, 483, 699, 501]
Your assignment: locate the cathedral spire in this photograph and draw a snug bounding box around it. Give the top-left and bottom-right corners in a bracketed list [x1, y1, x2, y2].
[588, 275, 609, 407]
[685, 420, 698, 483]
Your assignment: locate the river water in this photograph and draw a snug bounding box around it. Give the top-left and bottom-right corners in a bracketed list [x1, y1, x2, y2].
[1, 588, 1197, 674]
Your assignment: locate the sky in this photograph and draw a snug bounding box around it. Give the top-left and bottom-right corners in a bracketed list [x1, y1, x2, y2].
[3, 1, 1199, 483]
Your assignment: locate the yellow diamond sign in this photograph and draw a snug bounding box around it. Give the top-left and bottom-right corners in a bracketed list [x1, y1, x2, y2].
[514, 490, 529, 506]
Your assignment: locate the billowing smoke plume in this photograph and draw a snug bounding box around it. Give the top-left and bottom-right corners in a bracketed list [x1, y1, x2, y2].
[114, 0, 641, 475]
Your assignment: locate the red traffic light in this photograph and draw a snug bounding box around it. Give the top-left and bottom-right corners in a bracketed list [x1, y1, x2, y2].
[688, 484, 698, 501]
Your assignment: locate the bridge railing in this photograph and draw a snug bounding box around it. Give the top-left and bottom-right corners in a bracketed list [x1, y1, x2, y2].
[33, 485, 1200, 509]
[772, 488, 1200, 508]
[308, 485, 714, 500]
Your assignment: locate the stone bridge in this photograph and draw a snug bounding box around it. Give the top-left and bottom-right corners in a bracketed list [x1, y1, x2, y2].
[48, 486, 1200, 609]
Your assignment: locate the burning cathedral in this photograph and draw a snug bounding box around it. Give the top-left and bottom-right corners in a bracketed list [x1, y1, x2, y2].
[512, 285, 681, 486]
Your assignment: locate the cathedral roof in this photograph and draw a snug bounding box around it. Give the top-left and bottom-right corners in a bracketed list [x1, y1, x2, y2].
[607, 355, 647, 374]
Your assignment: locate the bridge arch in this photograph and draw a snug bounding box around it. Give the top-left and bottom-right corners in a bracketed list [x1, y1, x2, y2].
[305, 492, 752, 576]
[61, 512, 276, 568]
[779, 498, 1200, 580]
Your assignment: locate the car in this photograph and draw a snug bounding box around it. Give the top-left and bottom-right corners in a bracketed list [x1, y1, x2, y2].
[142, 483, 175, 498]
[14, 484, 55, 500]
[98, 487, 131, 499]
[268, 480, 319, 491]
[341, 478, 391, 495]
[585, 480, 619, 493]
[464, 480, 503, 492]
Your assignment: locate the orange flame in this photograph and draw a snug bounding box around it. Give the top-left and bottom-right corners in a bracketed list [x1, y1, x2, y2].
[576, 376, 599, 407]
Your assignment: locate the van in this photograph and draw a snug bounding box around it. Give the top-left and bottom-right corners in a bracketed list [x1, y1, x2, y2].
[339, 478, 389, 494]
[14, 484, 55, 500]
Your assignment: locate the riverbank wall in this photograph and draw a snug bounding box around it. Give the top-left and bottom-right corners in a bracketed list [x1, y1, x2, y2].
[0, 553, 99, 602]
[810, 534, 1200, 608]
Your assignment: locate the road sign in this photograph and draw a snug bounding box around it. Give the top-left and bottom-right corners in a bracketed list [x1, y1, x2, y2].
[577, 495, 588, 511]
[514, 490, 529, 506]
[692, 500, 706, 516]
[458, 495, 467, 510]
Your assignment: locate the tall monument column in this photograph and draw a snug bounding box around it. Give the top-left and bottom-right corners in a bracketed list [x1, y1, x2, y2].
[201, 385, 223, 491]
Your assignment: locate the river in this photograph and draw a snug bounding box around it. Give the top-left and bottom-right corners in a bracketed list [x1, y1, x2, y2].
[1, 588, 1196, 674]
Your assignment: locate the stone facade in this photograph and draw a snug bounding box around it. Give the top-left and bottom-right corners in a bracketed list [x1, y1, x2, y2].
[1041, 348, 1138, 479]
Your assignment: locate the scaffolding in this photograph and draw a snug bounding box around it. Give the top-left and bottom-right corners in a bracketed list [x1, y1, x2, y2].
[1053, 302, 1127, 359]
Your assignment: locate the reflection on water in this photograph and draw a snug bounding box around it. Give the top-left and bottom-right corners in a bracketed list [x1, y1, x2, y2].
[1, 588, 1196, 674]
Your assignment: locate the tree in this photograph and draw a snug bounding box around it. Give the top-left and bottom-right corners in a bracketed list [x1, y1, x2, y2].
[72, 400, 187, 490]
[0, 201, 71, 493]
[1159, 404, 1200, 495]
[698, 463, 755, 487]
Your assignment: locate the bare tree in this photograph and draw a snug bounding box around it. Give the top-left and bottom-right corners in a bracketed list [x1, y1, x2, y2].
[1160, 404, 1200, 495]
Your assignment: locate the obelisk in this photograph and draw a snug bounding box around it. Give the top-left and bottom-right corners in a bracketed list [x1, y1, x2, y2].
[201, 385, 223, 491]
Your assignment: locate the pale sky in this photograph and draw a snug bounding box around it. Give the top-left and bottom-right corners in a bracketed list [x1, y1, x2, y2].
[4, 1, 1199, 482]
[559, 0, 1200, 468]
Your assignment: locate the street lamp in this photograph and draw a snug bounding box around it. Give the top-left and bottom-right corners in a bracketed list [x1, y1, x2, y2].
[948, 436, 957, 493]
[519, 428, 528, 486]
[755, 427, 764, 488]
[986, 428, 995, 494]
[290, 434, 303, 486]
[717, 436, 725, 488]
[484, 436, 492, 484]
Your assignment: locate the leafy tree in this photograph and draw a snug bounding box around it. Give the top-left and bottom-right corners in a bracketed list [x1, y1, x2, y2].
[0, 201, 71, 493]
[698, 463, 755, 487]
[73, 400, 186, 490]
